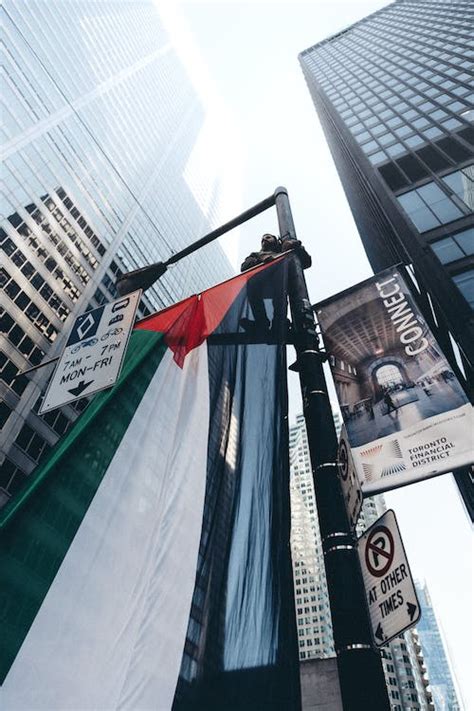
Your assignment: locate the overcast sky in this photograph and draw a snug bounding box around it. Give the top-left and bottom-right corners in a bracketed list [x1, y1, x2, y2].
[173, 1, 472, 706]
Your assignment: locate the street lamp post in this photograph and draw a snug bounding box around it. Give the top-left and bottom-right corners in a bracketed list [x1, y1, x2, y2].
[274, 187, 390, 710]
[116, 186, 391, 710]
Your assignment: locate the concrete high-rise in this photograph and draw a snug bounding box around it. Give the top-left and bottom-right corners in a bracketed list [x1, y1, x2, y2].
[0, 1, 239, 505]
[299, 0, 474, 519]
[289, 413, 434, 710]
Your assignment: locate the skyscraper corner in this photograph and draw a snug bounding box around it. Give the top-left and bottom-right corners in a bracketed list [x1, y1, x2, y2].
[1, 0, 242, 506]
[299, 0, 474, 518]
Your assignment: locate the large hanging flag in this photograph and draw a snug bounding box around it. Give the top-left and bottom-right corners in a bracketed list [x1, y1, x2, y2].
[0, 256, 300, 711]
[316, 266, 473, 496]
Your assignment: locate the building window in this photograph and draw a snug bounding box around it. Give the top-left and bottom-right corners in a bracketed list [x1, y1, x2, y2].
[0, 400, 13, 429]
[0, 457, 27, 497]
[431, 227, 474, 264]
[453, 269, 474, 308]
[397, 181, 465, 232]
[441, 164, 474, 210]
[14, 423, 51, 463]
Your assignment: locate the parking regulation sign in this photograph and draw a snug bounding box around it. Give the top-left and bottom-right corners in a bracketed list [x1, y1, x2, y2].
[357, 509, 420, 647]
[338, 426, 363, 530]
[40, 291, 141, 414]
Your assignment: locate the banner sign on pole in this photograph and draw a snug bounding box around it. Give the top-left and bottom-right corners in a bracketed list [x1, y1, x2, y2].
[357, 509, 420, 647]
[40, 291, 141, 414]
[316, 267, 473, 495]
[338, 425, 363, 529]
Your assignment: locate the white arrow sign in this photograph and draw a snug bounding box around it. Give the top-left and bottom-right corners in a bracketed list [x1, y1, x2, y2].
[357, 509, 420, 647]
[40, 291, 141, 414]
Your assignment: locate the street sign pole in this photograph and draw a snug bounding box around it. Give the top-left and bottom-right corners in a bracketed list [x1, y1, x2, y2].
[116, 186, 391, 709]
[274, 187, 390, 710]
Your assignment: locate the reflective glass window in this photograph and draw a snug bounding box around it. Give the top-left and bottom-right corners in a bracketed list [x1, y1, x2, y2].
[405, 135, 425, 148]
[386, 143, 405, 158]
[413, 117, 429, 129]
[431, 229, 474, 264]
[437, 93, 454, 105]
[395, 126, 412, 138]
[397, 191, 440, 231]
[365, 116, 379, 127]
[452, 86, 469, 97]
[379, 133, 396, 146]
[362, 140, 379, 153]
[387, 116, 403, 128]
[440, 118, 462, 130]
[423, 126, 443, 139]
[453, 269, 474, 308]
[368, 151, 386, 165]
[447, 101, 465, 112]
[350, 122, 365, 134]
[441, 166, 474, 209]
[454, 227, 474, 255]
[428, 197, 463, 223]
[430, 109, 448, 121]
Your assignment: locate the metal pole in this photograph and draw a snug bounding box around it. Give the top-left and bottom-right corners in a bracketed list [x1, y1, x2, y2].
[116, 194, 276, 296]
[274, 186, 390, 710]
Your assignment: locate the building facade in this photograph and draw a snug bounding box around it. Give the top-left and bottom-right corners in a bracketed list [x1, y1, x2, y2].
[415, 581, 462, 710]
[0, 0, 238, 506]
[290, 414, 336, 661]
[299, 0, 474, 518]
[289, 413, 433, 710]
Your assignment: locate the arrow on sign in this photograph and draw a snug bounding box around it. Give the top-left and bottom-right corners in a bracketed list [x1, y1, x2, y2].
[375, 622, 385, 642]
[407, 601, 417, 621]
[67, 380, 94, 397]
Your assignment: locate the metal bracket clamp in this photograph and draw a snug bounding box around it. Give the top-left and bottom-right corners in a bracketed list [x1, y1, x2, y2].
[324, 544, 355, 554]
[323, 531, 347, 542]
[315, 462, 338, 471]
[336, 644, 372, 654]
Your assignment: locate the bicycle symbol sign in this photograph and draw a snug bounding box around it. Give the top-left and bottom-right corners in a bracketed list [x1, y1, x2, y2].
[40, 291, 141, 414]
[364, 525, 395, 577]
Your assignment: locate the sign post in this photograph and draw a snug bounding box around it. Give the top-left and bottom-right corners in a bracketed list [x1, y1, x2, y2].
[338, 426, 363, 530]
[40, 291, 141, 414]
[358, 509, 420, 647]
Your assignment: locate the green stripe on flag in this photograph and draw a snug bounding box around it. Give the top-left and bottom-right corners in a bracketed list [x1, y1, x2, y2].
[0, 330, 166, 684]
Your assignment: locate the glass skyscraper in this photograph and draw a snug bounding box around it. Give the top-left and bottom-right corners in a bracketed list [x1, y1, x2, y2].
[299, 0, 473, 519]
[415, 582, 462, 710]
[1, 1, 238, 505]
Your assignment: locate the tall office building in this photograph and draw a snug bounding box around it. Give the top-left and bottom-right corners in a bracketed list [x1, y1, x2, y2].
[0, 1, 239, 505]
[415, 581, 462, 710]
[290, 413, 433, 710]
[290, 414, 335, 660]
[299, 0, 474, 519]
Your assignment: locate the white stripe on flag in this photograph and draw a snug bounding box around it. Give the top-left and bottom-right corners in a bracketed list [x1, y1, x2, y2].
[2, 346, 210, 711]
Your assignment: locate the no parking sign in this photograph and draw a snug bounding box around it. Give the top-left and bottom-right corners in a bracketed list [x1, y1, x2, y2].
[357, 509, 420, 647]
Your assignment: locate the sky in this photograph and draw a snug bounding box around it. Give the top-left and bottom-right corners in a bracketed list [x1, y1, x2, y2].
[171, 1, 472, 707]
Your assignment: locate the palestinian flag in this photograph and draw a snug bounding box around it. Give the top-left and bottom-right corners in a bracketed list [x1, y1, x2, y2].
[0, 255, 301, 711]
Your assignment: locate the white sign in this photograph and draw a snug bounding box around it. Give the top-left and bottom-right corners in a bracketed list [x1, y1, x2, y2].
[357, 509, 420, 647]
[40, 291, 141, 414]
[338, 425, 363, 529]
